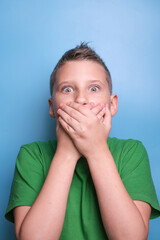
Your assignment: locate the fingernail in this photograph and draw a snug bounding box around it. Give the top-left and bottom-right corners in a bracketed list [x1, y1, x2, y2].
[66, 101, 71, 105]
[59, 103, 63, 108]
[90, 102, 95, 107]
[100, 103, 104, 107]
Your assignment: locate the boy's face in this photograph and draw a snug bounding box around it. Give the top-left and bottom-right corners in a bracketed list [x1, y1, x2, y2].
[49, 60, 118, 118]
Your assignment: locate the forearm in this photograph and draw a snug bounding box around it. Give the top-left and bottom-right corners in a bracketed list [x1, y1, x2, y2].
[87, 145, 148, 240]
[18, 150, 77, 240]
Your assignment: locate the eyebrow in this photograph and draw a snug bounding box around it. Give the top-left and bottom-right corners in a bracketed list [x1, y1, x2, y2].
[56, 81, 73, 87]
[88, 80, 106, 86]
[56, 79, 106, 88]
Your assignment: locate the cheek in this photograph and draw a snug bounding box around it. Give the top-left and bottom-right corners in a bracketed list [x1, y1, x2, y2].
[52, 95, 60, 118]
[89, 93, 110, 105]
[53, 94, 73, 112]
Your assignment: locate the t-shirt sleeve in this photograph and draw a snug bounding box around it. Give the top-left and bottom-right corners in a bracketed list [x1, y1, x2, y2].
[5, 142, 45, 223]
[120, 140, 160, 219]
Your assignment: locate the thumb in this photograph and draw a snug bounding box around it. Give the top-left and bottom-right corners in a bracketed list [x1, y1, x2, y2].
[103, 104, 112, 127]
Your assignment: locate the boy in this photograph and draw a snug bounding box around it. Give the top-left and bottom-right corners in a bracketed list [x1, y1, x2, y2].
[5, 43, 160, 240]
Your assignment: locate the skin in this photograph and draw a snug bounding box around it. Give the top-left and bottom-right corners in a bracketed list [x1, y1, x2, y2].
[14, 60, 151, 240]
[49, 60, 118, 161]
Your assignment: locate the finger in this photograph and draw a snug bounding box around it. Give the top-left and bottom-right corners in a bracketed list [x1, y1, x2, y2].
[58, 104, 83, 122]
[89, 102, 95, 109]
[96, 106, 106, 121]
[58, 116, 75, 136]
[57, 108, 80, 131]
[66, 102, 91, 116]
[103, 104, 112, 126]
[67, 102, 92, 109]
[91, 103, 104, 115]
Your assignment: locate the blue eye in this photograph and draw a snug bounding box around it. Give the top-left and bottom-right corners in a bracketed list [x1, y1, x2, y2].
[63, 87, 73, 93]
[90, 86, 99, 92]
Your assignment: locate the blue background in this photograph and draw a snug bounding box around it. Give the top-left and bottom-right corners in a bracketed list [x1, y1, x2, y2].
[1, 0, 160, 239]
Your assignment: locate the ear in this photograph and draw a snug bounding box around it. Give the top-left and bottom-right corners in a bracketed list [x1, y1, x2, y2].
[110, 94, 118, 117]
[48, 98, 56, 118]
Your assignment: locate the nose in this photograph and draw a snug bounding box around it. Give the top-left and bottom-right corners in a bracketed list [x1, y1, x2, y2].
[75, 90, 88, 105]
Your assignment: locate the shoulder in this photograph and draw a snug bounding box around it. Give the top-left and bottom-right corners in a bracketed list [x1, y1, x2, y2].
[108, 137, 147, 155]
[17, 140, 57, 166]
[19, 140, 57, 155]
[108, 136, 143, 146]
[107, 137, 149, 170]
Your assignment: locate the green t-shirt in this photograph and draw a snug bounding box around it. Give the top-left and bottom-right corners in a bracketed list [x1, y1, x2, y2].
[5, 137, 160, 239]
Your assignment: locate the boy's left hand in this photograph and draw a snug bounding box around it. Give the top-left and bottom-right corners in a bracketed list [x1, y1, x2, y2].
[57, 102, 111, 159]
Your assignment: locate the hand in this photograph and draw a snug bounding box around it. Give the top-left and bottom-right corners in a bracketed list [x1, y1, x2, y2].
[56, 103, 107, 162]
[56, 119, 81, 162]
[57, 102, 112, 159]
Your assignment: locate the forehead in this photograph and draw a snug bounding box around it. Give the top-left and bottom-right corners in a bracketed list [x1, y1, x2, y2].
[56, 60, 107, 84]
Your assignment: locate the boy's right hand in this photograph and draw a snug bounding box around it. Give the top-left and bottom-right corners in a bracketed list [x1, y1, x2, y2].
[56, 120, 81, 162]
[56, 103, 105, 163]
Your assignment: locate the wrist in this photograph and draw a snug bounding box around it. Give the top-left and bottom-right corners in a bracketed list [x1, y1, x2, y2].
[55, 145, 80, 163]
[85, 142, 110, 163]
